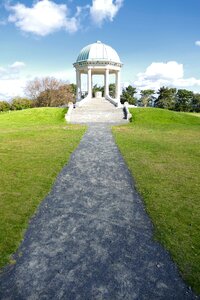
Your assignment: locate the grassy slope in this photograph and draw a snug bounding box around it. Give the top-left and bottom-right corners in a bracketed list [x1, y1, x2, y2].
[0, 108, 86, 267]
[113, 108, 200, 294]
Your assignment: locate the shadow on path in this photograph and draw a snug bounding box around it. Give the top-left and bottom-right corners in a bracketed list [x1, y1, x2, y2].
[0, 124, 198, 299]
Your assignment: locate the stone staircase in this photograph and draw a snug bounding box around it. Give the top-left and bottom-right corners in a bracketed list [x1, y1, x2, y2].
[69, 97, 127, 124]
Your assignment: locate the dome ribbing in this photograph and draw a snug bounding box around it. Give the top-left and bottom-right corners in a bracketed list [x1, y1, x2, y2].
[76, 41, 121, 64]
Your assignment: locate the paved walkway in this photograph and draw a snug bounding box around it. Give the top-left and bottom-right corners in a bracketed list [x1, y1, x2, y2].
[0, 124, 197, 299]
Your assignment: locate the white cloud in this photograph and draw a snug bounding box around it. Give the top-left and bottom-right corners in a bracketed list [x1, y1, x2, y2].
[195, 40, 200, 47]
[0, 79, 26, 100]
[173, 77, 200, 87]
[5, 0, 123, 36]
[0, 65, 76, 100]
[9, 61, 26, 68]
[9, 61, 26, 70]
[133, 61, 200, 92]
[50, 69, 75, 83]
[0, 61, 26, 80]
[143, 61, 183, 80]
[90, 0, 123, 26]
[0, 62, 26, 99]
[7, 0, 79, 36]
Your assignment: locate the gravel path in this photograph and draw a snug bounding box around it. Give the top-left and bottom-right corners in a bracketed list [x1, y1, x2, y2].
[0, 124, 197, 299]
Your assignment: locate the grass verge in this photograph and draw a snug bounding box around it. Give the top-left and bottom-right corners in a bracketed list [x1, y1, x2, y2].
[0, 108, 86, 267]
[112, 108, 200, 294]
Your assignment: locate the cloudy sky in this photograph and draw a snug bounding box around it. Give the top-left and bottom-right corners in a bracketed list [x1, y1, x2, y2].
[1, 0, 200, 99]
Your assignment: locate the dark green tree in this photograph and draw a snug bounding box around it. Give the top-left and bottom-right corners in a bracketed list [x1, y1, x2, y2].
[92, 84, 115, 98]
[192, 93, 200, 112]
[92, 84, 104, 97]
[70, 83, 76, 97]
[175, 89, 194, 111]
[109, 83, 116, 98]
[155, 86, 176, 109]
[120, 85, 137, 105]
[140, 89, 155, 107]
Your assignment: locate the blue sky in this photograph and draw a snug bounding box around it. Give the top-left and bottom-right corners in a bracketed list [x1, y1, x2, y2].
[1, 0, 200, 99]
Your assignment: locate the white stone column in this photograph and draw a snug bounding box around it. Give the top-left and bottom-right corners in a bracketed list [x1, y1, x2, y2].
[104, 74, 106, 97]
[105, 68, 109, 97]
[91, 74, 93, 98]
[79, 71, 82, 100]
[115, 70, 121, 105]
[76, 69, 81, 101]
[87, 68, 92, 98]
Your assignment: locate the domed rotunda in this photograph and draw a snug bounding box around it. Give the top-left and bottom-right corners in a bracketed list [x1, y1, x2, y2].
[73, 41, 123, 107]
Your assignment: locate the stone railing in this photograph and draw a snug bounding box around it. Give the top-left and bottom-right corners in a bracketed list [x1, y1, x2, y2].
[105, 95, 120, 107]
[123, 102, 132, 120]
[75, 95, 92, 107]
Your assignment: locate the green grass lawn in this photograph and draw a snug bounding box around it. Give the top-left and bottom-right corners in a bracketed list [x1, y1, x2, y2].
[113, 108, 200, 294]
[0, 108, 86, 268]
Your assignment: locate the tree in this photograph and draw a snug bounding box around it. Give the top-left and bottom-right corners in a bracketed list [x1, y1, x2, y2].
[192, 93, 200, 112]
[36, 84, 74, 107]
[11, 97, 33, 110]
[120, 85, 137, 105]
[92, 84, 104, 97]
[70, 83, 76, 97]
[175, 89, 194, 112]
[155, 86, 176, 109]
[140, 89, 155, 107]
[92, 83, 116, 98]
[56, 84, 75, 106]
[109, 83, 116, 98]
[25, 77, 74, 107]
[25, 77, 61, 100]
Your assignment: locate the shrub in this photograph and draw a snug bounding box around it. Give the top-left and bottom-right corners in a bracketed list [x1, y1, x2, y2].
[11, 97, 33, 110]
[0, 101, 10, 112]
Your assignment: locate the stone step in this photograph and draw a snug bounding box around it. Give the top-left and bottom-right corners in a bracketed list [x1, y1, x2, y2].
[71, 109, 123, 114]
[70, 97, 127, 124]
